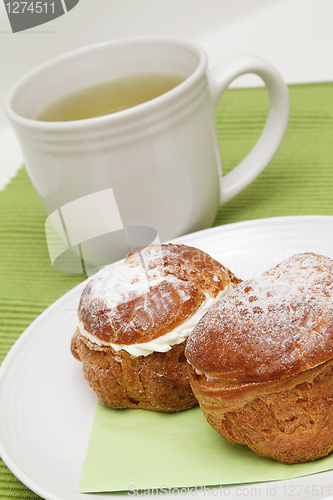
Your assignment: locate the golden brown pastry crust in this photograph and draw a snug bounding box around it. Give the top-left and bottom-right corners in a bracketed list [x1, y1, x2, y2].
[71, 330, 196, 412]
[188, 358, 333, 463]
[72, 243, 240, 412]
[186, 252, 333, 382]
[185, 252, 333, 461]
[78, 243, 239, 345]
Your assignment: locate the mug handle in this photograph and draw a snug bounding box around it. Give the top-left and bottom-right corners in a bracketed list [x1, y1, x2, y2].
[208, 55, 290, 204]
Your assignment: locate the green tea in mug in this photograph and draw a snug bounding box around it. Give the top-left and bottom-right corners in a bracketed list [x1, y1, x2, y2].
[37, 72, 184, 122]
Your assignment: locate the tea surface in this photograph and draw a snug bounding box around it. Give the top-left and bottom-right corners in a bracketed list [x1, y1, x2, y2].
[37, 72, 184, 122]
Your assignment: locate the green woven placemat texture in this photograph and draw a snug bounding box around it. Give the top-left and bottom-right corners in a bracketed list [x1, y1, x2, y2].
[0, 82, 332, 499]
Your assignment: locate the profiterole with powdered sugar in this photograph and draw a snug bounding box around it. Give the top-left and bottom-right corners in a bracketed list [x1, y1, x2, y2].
[185, 252, 333, 463]
[71, 243, 240, 413]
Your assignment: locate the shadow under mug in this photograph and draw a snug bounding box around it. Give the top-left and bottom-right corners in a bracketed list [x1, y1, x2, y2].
[5, 37, 289, 272]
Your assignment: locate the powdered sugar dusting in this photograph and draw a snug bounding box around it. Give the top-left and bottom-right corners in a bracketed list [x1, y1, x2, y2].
[235, 252, 333, 323]
[86, 251, 180, 310]
[187, 253, 333, 382]
[77, 284, 234, 356]
[77, 243, 237, 346]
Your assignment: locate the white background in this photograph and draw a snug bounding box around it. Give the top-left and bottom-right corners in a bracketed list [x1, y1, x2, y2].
[0, 0, 332, 189]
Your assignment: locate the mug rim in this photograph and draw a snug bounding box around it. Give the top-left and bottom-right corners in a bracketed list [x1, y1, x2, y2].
[5, 36, 208, 131]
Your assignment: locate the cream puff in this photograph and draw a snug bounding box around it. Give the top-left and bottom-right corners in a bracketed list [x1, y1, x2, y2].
[185, 252, 333, 462]
[71, 243, 240, 412]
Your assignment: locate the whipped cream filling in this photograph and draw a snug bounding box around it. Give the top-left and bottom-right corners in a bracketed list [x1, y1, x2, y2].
[193, 367, 219, 381]
[76, 282, 234, 357]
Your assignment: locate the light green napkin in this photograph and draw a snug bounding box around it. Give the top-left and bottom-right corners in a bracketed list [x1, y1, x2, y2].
[79, 403, 333, 494]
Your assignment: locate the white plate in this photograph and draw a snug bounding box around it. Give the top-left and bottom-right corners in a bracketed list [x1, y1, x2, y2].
[1, 215, 333, 500]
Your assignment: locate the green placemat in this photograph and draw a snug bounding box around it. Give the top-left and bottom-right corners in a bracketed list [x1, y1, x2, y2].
[0, 82, 333, 499]
[215, 82, 333, 224]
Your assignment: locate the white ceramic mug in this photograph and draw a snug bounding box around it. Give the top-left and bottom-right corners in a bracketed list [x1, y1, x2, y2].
[5, 37, 289, 272]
